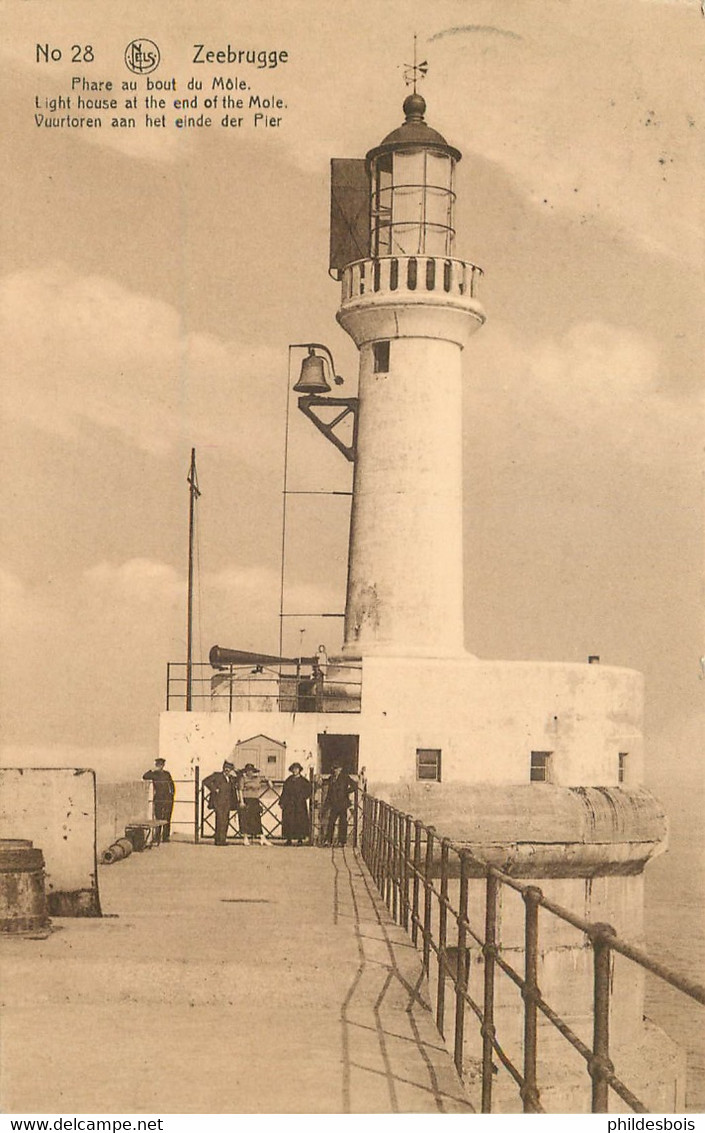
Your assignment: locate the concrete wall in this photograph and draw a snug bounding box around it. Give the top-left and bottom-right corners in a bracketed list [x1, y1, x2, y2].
[0, 768, 100, 916]
[160, 655, 644, 790]
[96, 780, 151, 855]
[159, 709, 354, 784]
[360, 656, 644, 787]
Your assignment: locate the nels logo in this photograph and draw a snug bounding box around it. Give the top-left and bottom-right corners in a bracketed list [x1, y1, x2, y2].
[124, 39, 160, 75]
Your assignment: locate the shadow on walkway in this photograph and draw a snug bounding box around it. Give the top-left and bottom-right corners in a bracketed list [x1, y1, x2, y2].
[1, 841, 472, 1114]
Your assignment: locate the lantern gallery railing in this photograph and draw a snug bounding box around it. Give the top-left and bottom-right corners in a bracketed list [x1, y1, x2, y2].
[166, 660, 362, 714]
[359, 794, 705, 1114]
[341, 255, 483, 303]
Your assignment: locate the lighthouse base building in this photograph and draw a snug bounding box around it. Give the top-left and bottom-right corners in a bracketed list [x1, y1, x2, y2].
[159, 93, 685, 1111]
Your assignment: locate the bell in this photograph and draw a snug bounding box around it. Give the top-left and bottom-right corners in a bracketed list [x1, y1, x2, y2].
[294, 352, 331, 394]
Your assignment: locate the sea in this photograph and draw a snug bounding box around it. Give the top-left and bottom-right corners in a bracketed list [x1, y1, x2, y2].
[644, 788, 705, 1114]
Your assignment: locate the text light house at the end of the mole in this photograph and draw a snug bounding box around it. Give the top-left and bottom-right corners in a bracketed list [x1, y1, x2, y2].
[332, 92, 485, 659]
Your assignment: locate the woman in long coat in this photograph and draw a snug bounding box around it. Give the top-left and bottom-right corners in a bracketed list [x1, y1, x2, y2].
[237, 763, 271, 846]
[279, 762, 312, 845]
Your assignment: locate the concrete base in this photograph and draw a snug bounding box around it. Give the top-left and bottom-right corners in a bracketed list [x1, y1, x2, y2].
[375, 782, 668, 876]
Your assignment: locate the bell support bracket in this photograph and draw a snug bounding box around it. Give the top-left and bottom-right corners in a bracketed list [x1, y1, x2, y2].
[297, 394, 359, 462]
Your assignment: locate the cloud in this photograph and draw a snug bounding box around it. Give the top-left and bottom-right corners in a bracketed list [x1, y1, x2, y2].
[0, 552, 345, 748]
[84, 558, 183, 603]
[0, 263, 283, 457]
[423, 1, 702, 266]
[470, 318, 698, 471]
[202, 564, 344, 655]
[0, 568, 33, 629]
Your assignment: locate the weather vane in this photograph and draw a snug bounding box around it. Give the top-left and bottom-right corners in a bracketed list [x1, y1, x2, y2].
[403, 33, 428, 93]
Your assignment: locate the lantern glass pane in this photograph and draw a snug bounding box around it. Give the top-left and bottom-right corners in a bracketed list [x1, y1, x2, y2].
[425, 186, 450, 229]
[393, 148, 425, 187]
[426, 152, 452, 190]
[424, 226, 451, 257]
[393, 185, 423, 226]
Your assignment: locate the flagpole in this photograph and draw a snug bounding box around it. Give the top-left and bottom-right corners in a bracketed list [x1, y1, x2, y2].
[186, 448, 200, 711]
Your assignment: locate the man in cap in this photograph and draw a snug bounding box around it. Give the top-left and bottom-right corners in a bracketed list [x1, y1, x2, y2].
[203, 760, 240, 846]
[142, 757, 175, 843]
[322, 763, 356, 847]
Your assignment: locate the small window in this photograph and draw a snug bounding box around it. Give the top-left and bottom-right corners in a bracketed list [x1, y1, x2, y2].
[373, 340, 390, 373]
[267, 755, 277, 764]
[618, 753, 628, 784]
[530, 751, 552, 783]
[416, 748, 441, 782]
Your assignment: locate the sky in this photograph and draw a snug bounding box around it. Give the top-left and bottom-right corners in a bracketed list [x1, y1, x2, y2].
[0, 0, 702, 821]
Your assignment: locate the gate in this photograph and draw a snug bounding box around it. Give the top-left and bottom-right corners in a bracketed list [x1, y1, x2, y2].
[194, 769, 359, 846]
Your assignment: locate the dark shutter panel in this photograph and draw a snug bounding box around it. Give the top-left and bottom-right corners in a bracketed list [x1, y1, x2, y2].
[329, 158, 370, 278]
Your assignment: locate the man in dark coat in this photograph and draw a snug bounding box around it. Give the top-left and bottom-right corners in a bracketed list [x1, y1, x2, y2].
[279, 762, 312, 846]
[203, 760, 239, 846]
[322, 764, 355, 847]
[142, 758, 175, 842]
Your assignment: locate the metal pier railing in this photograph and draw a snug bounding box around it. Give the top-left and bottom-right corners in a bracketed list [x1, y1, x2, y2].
[358, 793, 705, 1114]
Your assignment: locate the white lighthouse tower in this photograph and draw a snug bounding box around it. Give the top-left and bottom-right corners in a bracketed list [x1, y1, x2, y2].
[161, 87, 684, 1111]
[337, 92, 483, 660]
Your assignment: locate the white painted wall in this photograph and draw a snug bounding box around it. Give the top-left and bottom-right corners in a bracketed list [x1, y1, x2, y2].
[359, 656, 644, 787]
[160, 656, 643, 789]
[0, 767, 100, 916]
[338, 287, 483, 659]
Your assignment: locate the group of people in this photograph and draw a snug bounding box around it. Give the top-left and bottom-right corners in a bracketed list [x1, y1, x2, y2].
[203, 760, 275, 847]
[142, 756, 357, 847]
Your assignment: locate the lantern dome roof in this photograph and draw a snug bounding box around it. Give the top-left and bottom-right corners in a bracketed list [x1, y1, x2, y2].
[366, 94, 462, 165]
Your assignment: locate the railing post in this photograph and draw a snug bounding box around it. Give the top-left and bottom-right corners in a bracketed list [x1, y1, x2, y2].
[591, 922, 616, 1113]
[521, 885, 542, 1113]
[391, 809, 400, 922]
[194, 765, 200, 844]
[361, 791, 369, 861]
[376, 801, 385, 892]
[387, 807, 395, 915]
[453, 850, 470, 1079]
[481, 871, 499, 1114]
[402, 814, 412, 932]
[436, 837, 450, 1037]
[422, 826, 435, 974]
[387, 808, 394, 916]
[384, 805, 393, 910]
[166, 662, 171, 711]
[411, 819, 423, 946]
[352, 785, 359, 849]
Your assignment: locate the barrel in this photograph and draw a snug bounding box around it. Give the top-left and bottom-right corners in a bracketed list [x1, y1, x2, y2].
[101, 837, 134, 864]
[0, 838, 50, 933]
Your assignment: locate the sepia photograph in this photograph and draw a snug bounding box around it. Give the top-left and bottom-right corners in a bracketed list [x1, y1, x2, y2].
[1, 0, 703, 1120]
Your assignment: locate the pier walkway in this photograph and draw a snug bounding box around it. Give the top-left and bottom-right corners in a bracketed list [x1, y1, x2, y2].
[1, 843, 473, 1114]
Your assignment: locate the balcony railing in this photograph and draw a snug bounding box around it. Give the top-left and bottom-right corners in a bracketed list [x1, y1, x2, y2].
[341, 255, 483, 304]
[359, 794, 705, 1114]
[165, 661, 362, 714]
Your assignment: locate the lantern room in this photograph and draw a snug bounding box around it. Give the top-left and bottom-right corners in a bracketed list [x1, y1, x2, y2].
[366, 92, 460, 258]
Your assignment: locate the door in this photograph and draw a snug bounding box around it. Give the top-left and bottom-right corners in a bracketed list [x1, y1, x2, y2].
[318, 733, 359, 775]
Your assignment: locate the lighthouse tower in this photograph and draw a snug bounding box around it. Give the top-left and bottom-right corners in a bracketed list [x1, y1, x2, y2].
[336, 92, 484, 660]
[161, 88, 682, 1111]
